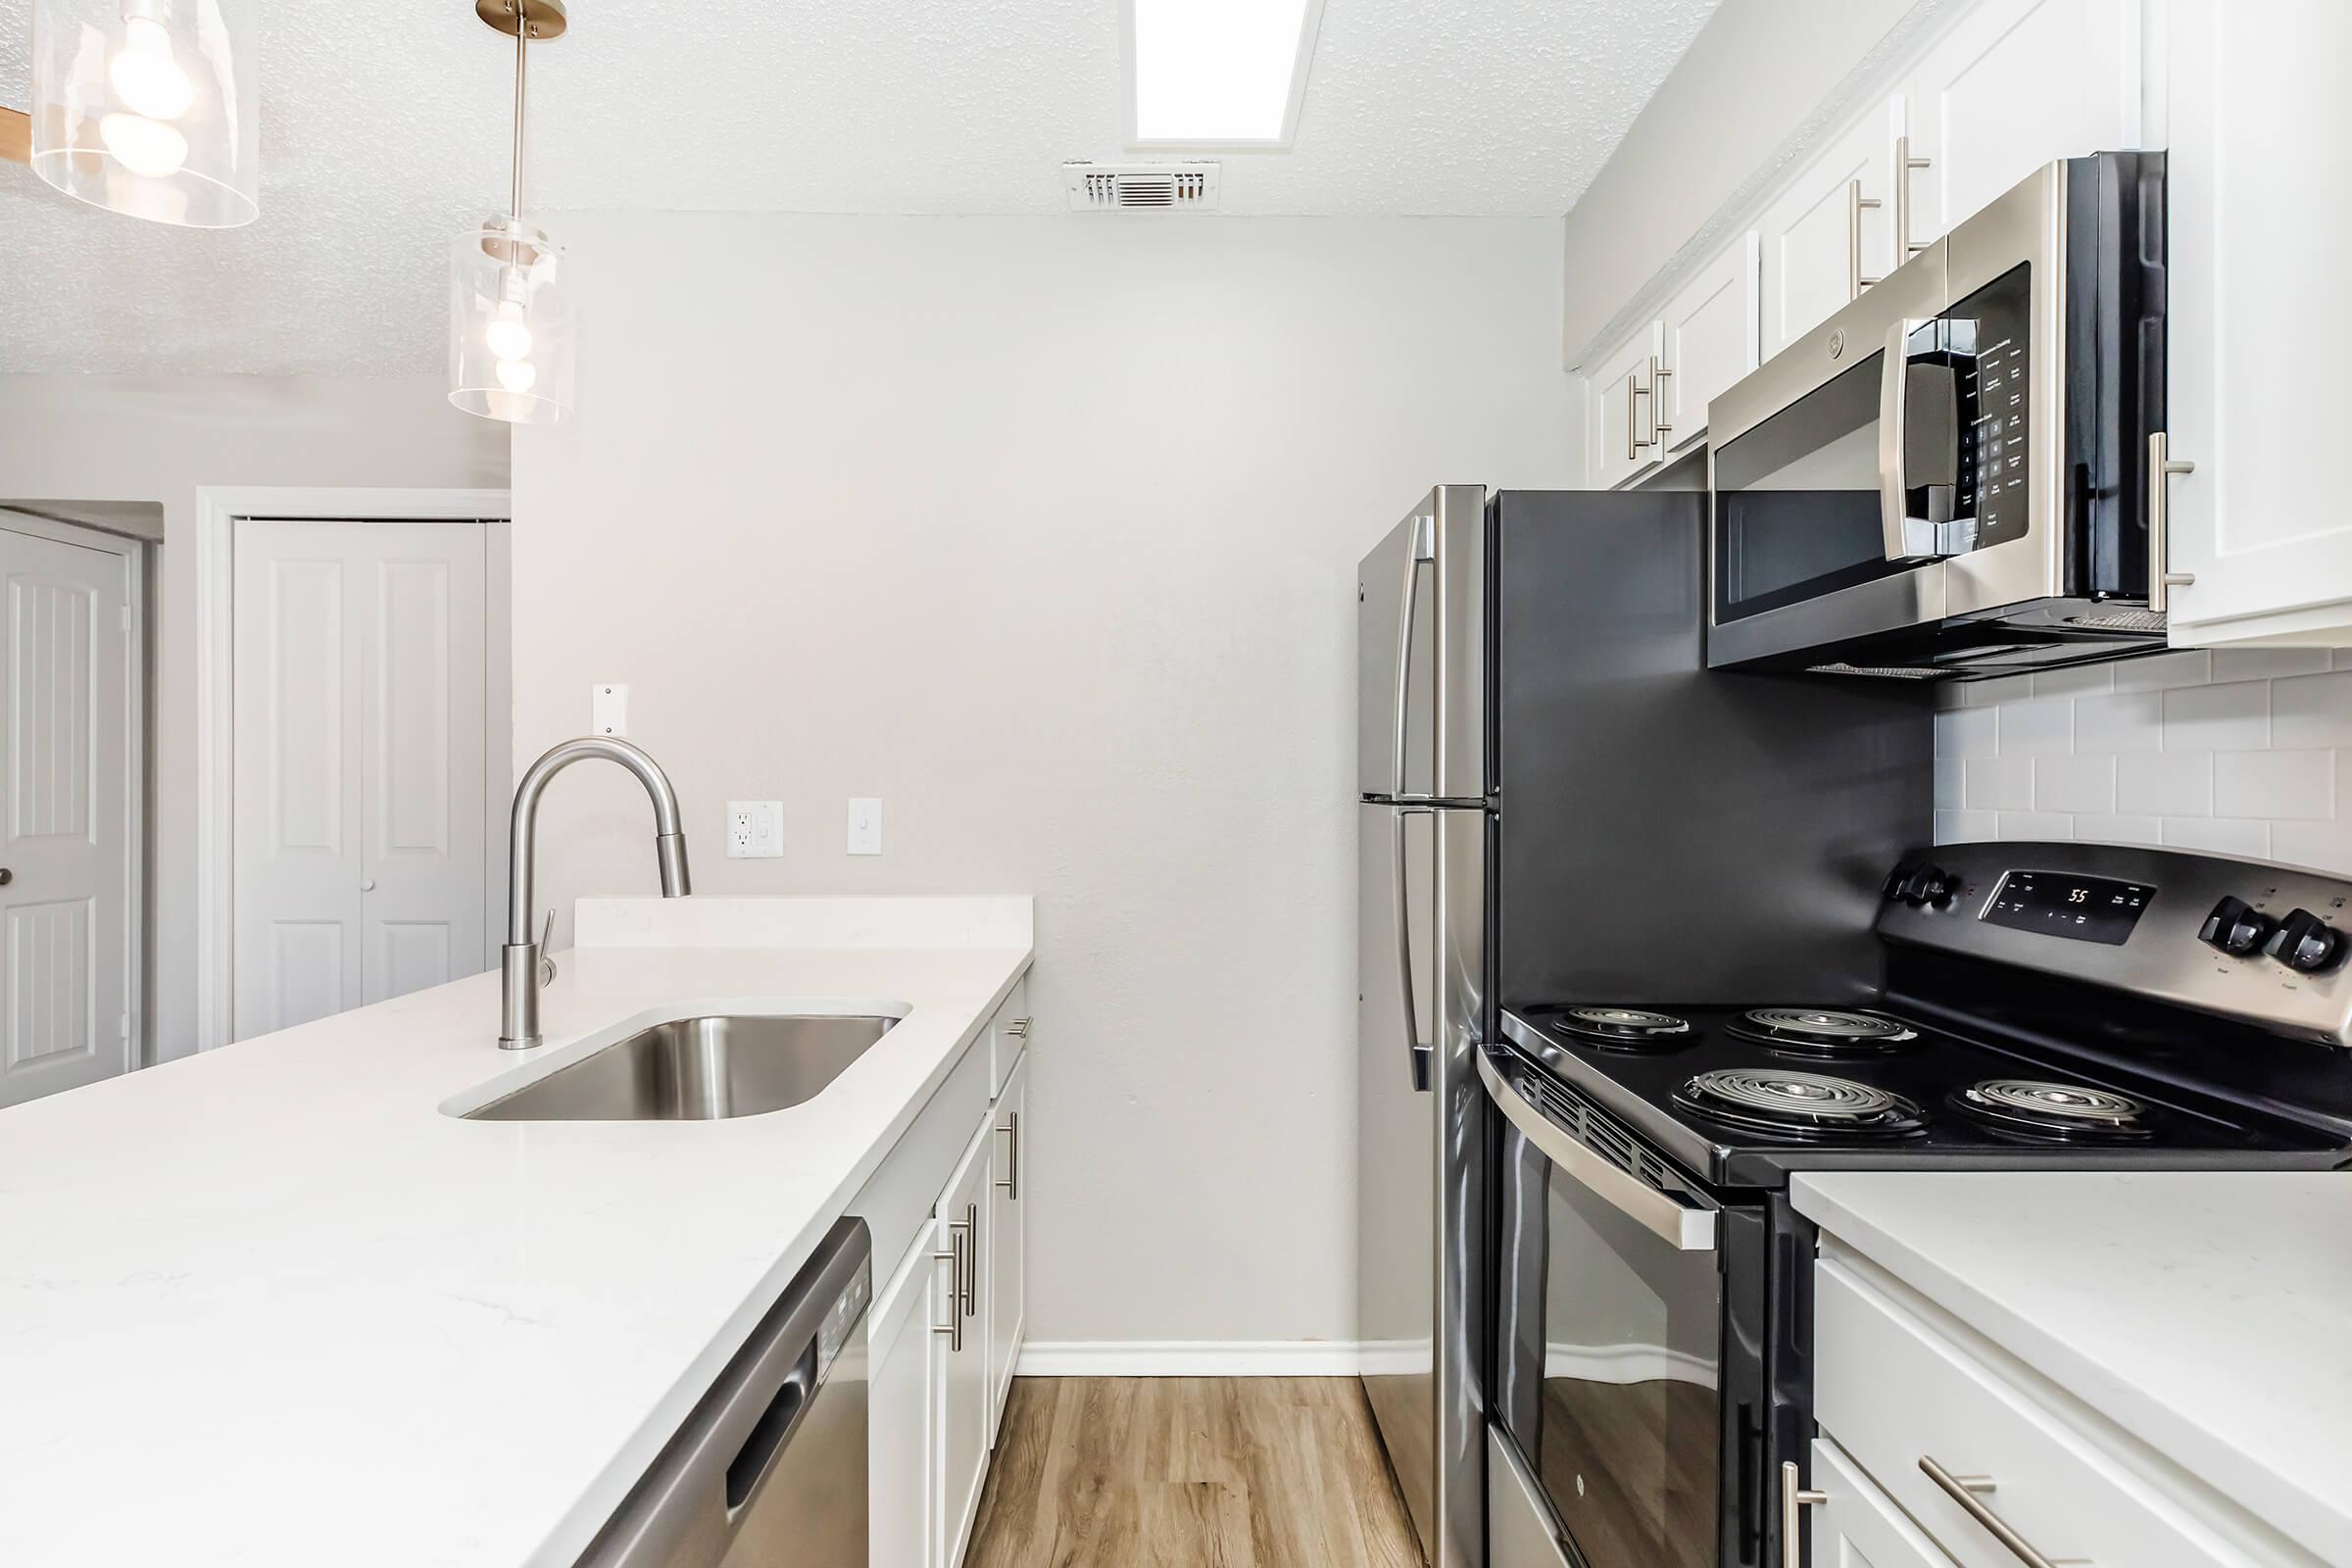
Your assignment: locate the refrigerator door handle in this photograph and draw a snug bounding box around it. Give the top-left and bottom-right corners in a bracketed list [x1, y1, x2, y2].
[1392, 513, 1436, 800]
[1394, 803, 1434, 1093]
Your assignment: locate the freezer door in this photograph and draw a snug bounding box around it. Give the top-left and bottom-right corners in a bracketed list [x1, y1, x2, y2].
[1358, 485, 1487, 801]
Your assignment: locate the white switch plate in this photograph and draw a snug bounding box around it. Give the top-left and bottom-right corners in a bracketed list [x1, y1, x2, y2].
[726, 801, 783, 858]
[593, 683, 628, 737]
[847, 798, 883, 856]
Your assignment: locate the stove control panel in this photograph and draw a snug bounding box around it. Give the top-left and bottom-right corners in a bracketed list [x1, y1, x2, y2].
[1879, 842, 2352, 1047]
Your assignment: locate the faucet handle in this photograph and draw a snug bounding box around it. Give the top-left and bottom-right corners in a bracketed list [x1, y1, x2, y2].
[537, 908, 559, 987]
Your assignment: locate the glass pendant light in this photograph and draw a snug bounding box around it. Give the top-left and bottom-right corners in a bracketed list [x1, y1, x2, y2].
[29, 0, 260, 226]
[449, 0, 574, 425]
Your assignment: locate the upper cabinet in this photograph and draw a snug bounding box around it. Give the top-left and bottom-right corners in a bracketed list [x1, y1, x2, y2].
[2162, 0, 2352, 645]
[1659, 235, 1760, 459]
[1901, 0, 2141, 247]
[1587, 320, 1667, 492]
[1758, 99, 1902, 363]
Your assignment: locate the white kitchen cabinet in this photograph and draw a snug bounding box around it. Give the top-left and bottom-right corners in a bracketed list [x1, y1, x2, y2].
[1658, 233, 1760, 456]
[1902, 0, 2140, 250]
[866, 1236, 939, 1568]
[1805, 1439, 1959, 1568]
[1587, 320, 1667, 490]
[1758, 98, 1903, 361]
[932, 1122, 993, 1568]
[985, 1048, 1028, 1441]
[2161, 0, 2352, 646]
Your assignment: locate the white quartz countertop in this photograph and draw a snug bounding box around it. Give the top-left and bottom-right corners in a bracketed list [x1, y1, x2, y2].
[1794, 1170, 2352, 1566]
[0, 896, 1033, 1568]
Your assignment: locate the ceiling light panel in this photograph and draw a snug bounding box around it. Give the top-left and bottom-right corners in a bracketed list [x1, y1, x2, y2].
[1127, 0, 1324, 148]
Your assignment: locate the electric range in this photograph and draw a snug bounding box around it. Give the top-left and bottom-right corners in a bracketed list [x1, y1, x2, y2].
[1483, 841, 2352, 1568]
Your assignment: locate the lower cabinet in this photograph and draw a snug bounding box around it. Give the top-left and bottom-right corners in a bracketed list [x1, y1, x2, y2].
[868, 994, 1031, 1568]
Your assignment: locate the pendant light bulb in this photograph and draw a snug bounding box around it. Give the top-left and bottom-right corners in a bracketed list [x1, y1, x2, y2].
[495, 358, 538, 395]
[486, 297, 534, 363]
[98, 112, 190, 177]
[110, 16, 194, 120]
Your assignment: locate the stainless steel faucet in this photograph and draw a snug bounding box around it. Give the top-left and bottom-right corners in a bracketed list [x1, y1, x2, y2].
[500, 737, 692, 1050]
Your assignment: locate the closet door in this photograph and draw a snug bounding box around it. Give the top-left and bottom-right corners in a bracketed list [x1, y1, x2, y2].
[233, 521, 488, 1039]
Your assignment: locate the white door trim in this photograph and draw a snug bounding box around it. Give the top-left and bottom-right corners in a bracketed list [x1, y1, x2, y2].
[0, 508, 147, 1072]
[195, 486, 511, 1054]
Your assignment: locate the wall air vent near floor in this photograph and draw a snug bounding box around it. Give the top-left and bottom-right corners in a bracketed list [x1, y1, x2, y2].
[1062, 162, 1220, 212]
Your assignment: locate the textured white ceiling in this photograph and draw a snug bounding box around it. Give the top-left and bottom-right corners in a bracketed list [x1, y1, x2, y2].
[0, 0, 1719, 375]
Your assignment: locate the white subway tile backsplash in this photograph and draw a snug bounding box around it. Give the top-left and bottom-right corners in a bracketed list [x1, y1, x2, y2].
[1964, 756, 2034, 811]
[1997, 697, 2074, 756]
[2211, 648, 2331, 682]
[1933, 649, 2352, 875]
[2034, 754, 2116, 813]
[2162, 680, 2269, 752]
[2161, 816, 2272, 857]
[2271, 671, 2352, 749]
[2113, 650, 2209, 691]
[2074, 690, 2164, 754]
[2213, 751, 2332, 820]
[2116, 752, 2212, 816]
[1935, 706, 1996, 759]
[2074, 813, 2163, 847]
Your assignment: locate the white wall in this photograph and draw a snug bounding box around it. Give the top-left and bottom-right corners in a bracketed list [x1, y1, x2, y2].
[512, 213, 1582, 1348]
[0, 375, 509, 1061]
[1936, 651, 2352, 871]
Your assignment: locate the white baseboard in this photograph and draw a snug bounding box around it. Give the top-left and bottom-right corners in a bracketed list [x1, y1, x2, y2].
[1016, 1340, 1362, 1377]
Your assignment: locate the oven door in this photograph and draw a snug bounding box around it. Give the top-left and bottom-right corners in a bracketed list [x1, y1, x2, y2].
[1482, 1050, 1728, 1568]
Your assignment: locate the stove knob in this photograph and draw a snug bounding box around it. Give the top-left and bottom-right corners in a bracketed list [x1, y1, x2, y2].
[2265, 907, 2343, 973]
[1890, 861, 1955, 908]
[2198, 895, 2273, 956]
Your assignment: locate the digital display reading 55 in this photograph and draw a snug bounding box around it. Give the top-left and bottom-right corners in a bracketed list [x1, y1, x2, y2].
[1980, 870, 2154, 946]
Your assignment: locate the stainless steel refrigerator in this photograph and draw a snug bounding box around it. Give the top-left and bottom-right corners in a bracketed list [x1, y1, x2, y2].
[1356, 486, 1932, 1568]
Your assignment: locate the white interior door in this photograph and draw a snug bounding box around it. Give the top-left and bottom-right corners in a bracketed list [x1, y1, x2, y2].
[233, 521, 488, 1041]
[0, 516, 134, 1108]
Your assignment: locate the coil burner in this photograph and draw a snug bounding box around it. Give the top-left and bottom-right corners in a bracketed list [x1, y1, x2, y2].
[1677, 1067, 1928, 1140]
[1727, 1007, 1919, 1057]
[1950, 1079, 2156, 1143]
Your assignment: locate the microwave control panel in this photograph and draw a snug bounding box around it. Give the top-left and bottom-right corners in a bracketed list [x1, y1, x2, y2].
[1936, 263, 2034, 551]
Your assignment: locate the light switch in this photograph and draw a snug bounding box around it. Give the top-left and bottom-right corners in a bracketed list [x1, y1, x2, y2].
[847, 798, 883, 856]
[593, 683, 628, 737]
[727, 802, 783, 858]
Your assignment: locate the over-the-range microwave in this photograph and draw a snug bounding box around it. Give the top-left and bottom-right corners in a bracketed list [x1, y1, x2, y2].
[1707, 151, 2168, 679]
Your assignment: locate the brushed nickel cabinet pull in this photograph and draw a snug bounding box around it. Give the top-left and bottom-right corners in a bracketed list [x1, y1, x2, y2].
[1780, 1461, 1827, 1568]
[1650, 355, 1674, 440]
[1896, 134, 1932, 256]
[961, 1202, 979, 1317]
[932, 1215, 970, 1348]
[2149, 431, 2198, 612]
[1919, 1456, 2083, 1568]
[1850, 178, 1885, 297]
[1627, 369, 1655, 461]
[995, 1110, 1021, 1199]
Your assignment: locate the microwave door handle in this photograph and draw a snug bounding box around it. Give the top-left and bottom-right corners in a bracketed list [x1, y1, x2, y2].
[1391, 514, 1435, 799]
[1477, 1050, 1718, 1250]
[1879, 318, 1940, 563]
[1395, 805, 1434, 1093]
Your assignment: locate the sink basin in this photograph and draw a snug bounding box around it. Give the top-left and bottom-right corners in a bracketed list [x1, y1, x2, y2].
[464, 1014, 900, 1121]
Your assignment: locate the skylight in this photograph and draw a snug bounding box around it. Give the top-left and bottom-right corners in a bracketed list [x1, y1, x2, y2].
[1127, 0, 1326, 148]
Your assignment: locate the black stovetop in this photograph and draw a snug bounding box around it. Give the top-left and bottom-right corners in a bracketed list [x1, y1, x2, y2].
[1500, 1001, 2352, 1191]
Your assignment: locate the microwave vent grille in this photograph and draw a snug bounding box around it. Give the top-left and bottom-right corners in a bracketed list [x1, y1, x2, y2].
[1524, 1070, 1673, 1192]
[1806, 662, 1949, 680]
[2067, 608, 2168, 633]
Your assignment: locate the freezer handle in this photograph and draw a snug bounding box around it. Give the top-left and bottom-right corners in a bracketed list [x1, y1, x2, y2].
[1391, 514, 1435, 799]
[1394, 804, 1434, 1093]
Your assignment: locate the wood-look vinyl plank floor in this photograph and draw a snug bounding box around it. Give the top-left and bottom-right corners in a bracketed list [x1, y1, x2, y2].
[963, 1378, 1425, 1568]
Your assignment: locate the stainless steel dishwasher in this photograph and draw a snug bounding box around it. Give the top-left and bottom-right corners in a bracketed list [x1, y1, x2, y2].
[577, 1218, 871, 1568]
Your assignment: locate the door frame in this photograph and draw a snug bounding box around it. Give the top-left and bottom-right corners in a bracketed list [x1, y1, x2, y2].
[195, 486, 512, 1054]
[0, 507, 148, 1075]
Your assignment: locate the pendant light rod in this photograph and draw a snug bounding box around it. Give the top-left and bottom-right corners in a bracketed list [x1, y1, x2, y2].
[510, 17, 528, 219]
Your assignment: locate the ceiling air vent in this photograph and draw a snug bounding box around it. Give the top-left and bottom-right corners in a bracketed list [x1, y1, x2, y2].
[1064, 162, 1221, 212]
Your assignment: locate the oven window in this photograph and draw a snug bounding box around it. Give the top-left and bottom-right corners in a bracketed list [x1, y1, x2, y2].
[1713, 353, 1908, 624]
[1498, 1131, 1724, 1568]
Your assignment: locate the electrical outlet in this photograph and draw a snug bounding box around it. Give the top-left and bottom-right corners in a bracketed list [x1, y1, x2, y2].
[593, 683, 628, 737]
[726, 801, 783, 858]
[847, 798, 882, 856]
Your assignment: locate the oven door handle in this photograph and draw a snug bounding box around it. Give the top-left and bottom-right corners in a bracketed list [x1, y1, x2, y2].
[1477, 1050, 1718, 1251]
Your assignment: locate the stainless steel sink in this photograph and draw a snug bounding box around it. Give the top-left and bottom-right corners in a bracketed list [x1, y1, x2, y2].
[464, 1014, 899, 1121]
